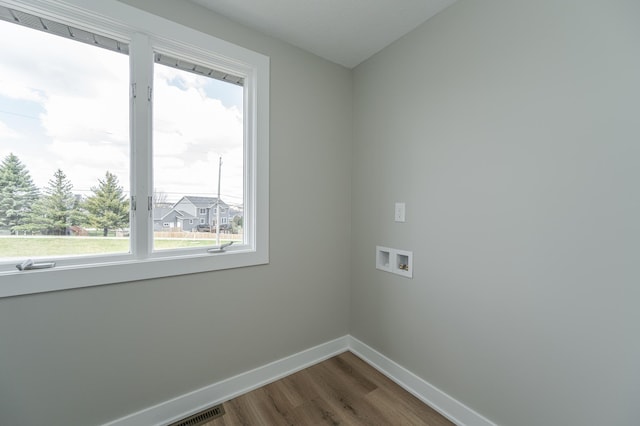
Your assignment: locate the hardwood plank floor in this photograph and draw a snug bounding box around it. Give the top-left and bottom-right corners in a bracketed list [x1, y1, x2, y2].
[204, 351, 454, 426]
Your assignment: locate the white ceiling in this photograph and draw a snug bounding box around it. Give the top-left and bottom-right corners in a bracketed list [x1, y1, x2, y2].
[189, 0, 456, 68]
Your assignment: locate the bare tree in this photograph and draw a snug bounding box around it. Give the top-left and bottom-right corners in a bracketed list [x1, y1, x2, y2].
[153, 189, 170, 208]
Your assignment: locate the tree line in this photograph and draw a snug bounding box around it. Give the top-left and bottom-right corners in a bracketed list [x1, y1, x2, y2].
[0, 153, 129, 237]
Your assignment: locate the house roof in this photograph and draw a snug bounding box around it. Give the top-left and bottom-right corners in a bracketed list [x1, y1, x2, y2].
[174, 210, 196, 220]
[153, 207, 198, 221]
[207, 200, 229, 209]
[228, 207, 243, 218]
[153, 207, 173, 220]
[176, 196, 225, 208]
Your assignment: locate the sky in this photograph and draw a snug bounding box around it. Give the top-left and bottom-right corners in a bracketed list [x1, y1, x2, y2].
[0, 19, 244, 207]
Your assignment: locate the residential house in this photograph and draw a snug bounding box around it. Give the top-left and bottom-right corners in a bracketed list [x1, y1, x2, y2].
[154, 196, 232, 231]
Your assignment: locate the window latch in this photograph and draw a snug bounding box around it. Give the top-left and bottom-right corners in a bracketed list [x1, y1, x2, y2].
[207, 241, 234, 253]
[16, 259, 56, 271]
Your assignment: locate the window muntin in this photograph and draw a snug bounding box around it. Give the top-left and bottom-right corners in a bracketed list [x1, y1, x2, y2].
[0, 0, 269, 298]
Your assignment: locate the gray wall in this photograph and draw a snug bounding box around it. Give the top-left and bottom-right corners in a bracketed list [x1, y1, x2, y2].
[3, 1, 639, 425]
[351, 0, 640, 425]
[0, 1, 352, 425]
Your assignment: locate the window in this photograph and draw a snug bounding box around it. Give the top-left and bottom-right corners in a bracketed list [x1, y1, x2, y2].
[0, 0, 269, 298]
[0, 8, 130, 258]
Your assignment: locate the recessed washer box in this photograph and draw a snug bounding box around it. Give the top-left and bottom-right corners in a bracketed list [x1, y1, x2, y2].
[376, 246, 412, 278]
[393, 248, 413, 278]
[376, 246, 392, 272]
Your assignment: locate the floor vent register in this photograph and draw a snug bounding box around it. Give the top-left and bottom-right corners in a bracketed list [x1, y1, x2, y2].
[168, 404, 225, 426]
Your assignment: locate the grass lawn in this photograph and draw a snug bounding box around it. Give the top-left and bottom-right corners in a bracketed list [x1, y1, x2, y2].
[0, 236, 234, 259]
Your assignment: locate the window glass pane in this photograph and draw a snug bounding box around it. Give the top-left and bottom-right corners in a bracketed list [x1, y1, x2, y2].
[0, 19, 130, 262]
[152, 56, 244, 251]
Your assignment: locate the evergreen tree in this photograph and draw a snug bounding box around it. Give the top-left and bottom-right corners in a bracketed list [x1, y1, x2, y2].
[25, 169, 76, 235]
[84, 171, 129, 236]
[0, 153, 39, 233]
[68, 194, 86, 227]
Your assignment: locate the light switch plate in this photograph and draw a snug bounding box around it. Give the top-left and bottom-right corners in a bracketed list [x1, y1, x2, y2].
[395, 202, 405, 222]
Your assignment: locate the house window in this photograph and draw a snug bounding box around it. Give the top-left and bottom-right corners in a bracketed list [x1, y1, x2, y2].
[189, 219, 193, 224]
[163, 223, 170, 228]
[0, 0, 269, 298]
[0, 8, 130, 256]
[222, 217, 228, 224]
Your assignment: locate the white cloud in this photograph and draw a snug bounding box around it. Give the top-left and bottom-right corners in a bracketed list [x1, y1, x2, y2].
[0, 120, 21, 139]
[152, 64, 244, 203]
[0, 20, 244, 206]
[0, 20, 126, 100]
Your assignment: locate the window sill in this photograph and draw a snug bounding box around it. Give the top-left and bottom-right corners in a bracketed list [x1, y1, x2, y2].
[0, 248, 268, 298]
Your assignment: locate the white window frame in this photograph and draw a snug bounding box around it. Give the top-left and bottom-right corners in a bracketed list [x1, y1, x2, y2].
[0, 0, 269, 298]
[199, 208, 206, 215]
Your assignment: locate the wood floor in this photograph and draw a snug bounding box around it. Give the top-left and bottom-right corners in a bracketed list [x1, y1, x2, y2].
[204, 351, 454, 426]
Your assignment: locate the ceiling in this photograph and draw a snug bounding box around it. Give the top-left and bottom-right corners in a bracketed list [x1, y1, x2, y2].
[189, 0, 456, 68]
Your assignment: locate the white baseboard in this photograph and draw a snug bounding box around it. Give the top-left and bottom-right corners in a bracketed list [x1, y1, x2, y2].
[103, 335, 496, 426]
[348, 336, 497, 426]
[103, 336, 350, 426]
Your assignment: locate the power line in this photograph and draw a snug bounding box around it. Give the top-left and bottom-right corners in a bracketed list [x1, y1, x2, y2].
[0, 109, 40, 120]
